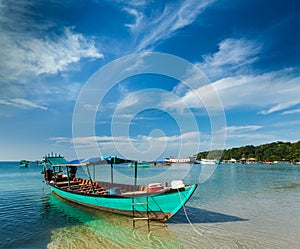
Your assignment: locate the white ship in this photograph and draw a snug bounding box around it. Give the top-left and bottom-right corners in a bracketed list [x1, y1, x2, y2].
[200, 159, 220, 165]
[165, 156, 196, 164]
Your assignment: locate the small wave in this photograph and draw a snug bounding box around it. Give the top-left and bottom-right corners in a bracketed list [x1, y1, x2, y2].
[274, 182, 300, 190]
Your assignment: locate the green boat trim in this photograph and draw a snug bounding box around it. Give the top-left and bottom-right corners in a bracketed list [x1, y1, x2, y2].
[20, 160, 29, 168]
[49, 179, 197, 222]
[128, 161, 151, 168]
[42, 153, 198, 222]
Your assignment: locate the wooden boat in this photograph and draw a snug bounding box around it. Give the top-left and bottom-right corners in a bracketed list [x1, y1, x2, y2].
[43, 154, 197, 222]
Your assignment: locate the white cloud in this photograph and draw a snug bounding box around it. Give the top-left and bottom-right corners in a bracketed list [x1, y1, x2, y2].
[124, 7, 144, 32]
[0, 1, 103, 83]
[123, 0, 215, 52]
[0, 98, 48, 110]
[197, 38, 262, 80]
[50, 130, 202, 159]
[221, 126, 280, 149]
[117, 95, 139, 109]
[281, 108, 300, 115]
[167, 35, 300, 115]
[226, 125, 262, 133]
[224, 133, 278, 148]
[184, 37, 300, 116]
[259, 101, 299, 115]
[0, 1, 103, 113]
[0, 27, 103, 82]
[121, 53, 148, 73]
[183, 69, 300, 114]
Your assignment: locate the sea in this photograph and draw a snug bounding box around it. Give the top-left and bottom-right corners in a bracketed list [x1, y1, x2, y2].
[1, 162, 300, 249]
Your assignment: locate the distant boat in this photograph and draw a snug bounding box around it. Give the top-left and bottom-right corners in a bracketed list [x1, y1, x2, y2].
[42, 154, 197, 222]
[152, 162, 170, 166]
[20, 160, 29, 168]
[165, 156, 196, 164]
[200, 159, 219, 165]
[128, 161, 151, 168]
[103, 156, 132, 164]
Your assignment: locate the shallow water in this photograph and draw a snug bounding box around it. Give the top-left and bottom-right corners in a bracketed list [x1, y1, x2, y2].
[0, 162, 300, 248]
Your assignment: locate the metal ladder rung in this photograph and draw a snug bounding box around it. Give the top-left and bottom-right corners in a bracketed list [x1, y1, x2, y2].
[132, 192, 151, 232]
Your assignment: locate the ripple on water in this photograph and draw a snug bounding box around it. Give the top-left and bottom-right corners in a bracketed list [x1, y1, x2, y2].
[45, 194, 183, 249]
[47, 221, 183, 249]
[2, 163, 300, 248]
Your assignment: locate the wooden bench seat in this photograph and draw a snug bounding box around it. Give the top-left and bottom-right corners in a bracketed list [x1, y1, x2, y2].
[56, 181, 81, 187]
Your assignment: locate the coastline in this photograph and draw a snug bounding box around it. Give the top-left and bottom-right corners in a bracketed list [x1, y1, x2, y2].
[1, 162, 300, 248]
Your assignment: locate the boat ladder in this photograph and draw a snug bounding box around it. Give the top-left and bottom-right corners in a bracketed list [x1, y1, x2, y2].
[132, 193, 151, 232]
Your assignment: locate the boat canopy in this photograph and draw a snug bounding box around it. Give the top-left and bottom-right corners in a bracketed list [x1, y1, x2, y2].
[67, 159, 83, 164]
[45, 157, 68, 165]
[81, 157, 102, 164]
[65, 157, 106, 166]
[44, 155, 132, 168]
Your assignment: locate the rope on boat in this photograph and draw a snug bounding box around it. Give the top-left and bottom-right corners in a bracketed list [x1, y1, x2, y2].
[177, 187, 203, 236]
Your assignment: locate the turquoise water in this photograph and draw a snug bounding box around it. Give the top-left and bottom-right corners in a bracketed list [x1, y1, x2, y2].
[1, 162, 300, 248]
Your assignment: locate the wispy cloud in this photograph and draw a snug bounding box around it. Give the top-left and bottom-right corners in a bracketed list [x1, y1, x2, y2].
[197, 38, 262, 80]
[281, 108, 300, 115]
[177, 69, 300, 114]
[0, 1, 103, 83]
[0, 1, 104, 116]
[225, 133, 278, 147]
[0, 98, 48, 110]
[164, 36, 300, 116]
[1, 27, 103, 82]
[123, 0, 215, 52]
[50, 130, 201, 159]
[124, 7, 144, 32]
[223, 126, 279, 148]
[226, 125, 262, 133]
[259, 101, 299, 115]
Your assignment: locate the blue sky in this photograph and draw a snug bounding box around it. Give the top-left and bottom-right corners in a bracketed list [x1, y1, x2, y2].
[0, 0, 299, 161]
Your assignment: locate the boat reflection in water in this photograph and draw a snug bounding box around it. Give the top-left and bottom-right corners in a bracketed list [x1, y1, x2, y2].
[46, 189, 183, 249]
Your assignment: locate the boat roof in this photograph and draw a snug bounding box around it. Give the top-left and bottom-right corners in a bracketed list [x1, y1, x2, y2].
[44, 155, 131, 167]
[45, 157, 68, 165]
[47, 157, 107, 167]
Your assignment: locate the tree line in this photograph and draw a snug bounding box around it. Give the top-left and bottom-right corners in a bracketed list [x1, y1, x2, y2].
[196, 141, 300, 162]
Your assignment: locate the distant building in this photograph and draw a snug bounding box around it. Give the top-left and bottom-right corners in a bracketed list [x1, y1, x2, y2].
[223, 158, 237, 163]
[273, 160, 290, 165]
[247, 158, 257, 164]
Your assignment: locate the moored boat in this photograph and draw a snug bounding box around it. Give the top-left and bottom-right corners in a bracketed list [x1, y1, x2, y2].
[200, 159, 220, 165]
[165, 156, 196, 164]
[128, 161, 151, 168]
[42, 154, 197, 222]
[20, 160, 29, 168]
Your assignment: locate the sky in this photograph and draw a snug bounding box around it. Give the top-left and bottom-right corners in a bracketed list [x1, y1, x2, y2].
[0, 0, 299, 161]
